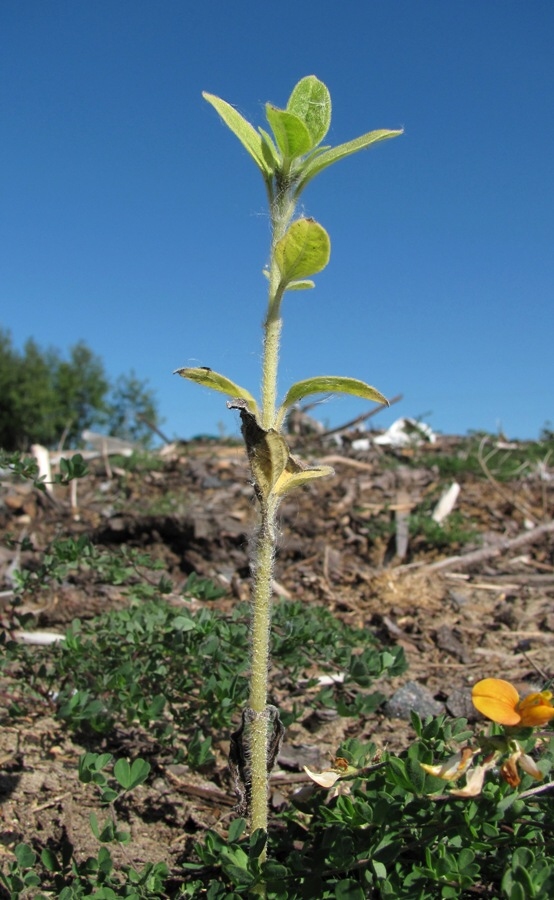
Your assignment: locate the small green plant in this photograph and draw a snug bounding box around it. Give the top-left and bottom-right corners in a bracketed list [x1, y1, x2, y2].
[0, 753, 166, 899]
[409, 509, 478, 549]
[176, 75, 402, 849]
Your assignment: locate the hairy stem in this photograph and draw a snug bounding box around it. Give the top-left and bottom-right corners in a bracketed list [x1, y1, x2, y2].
[248, 500, 276, 839]
[247, 183, 296, 842]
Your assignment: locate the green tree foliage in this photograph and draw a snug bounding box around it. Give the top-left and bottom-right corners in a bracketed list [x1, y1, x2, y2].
[106, 371, 160, 445]
[0, 330, 161, 450]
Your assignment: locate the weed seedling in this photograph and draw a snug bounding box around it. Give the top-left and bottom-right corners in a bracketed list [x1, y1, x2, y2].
[176, 76, 402, 848]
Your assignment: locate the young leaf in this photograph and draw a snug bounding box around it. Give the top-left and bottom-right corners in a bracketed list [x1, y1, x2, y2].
[275, 218, 330, 285]
[15, 844, 36, 869]
[265, 105, 312, 159]
[113, 758, 131, 789]
[287, 75, 331, 147]
[114, 757, 150, 790]
[273, 456, 334, 497]
[258, 127, 281, 168]
[203, 92, 273, 178]
[228, 818, 247, 843]
[89, 811, 101, 839]
[40, 848, 59, 873]
[278, 376, 388, 424]
[174, 367, 258, 416]
[249, 828, 268, 860]
[286, 279, 315, 291]
[99, 787, 119, 804]
[297, 128, 403, 192]
[127, 758, 151, 789]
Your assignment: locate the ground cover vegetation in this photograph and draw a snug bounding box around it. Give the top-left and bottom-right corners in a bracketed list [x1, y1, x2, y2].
[1, 431, 554, 897]
[1, 75, 554, 897]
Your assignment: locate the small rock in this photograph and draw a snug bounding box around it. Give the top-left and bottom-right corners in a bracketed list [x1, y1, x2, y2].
[435, 624, 470, 663]
[385, 680, 444, 720]
[446, 688, 477, 720]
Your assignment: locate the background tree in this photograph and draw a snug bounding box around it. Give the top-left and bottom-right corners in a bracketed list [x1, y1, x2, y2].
[0, 331, 20, 450]
[52, 342, 110, 446]
[104, 371, 160, 446]
[0, 330, 161, 451]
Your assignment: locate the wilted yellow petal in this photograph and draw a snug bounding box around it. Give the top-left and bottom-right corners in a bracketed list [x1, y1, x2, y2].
[449, 764, 487, 798]
[420, 748, 474, 782]
[500, 756, 521, 788]
[303, 766, 341, 788]
[518, 753, 543, 781]
[471, 678, 521, 726]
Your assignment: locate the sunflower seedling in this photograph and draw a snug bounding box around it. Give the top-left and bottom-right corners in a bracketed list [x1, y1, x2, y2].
[176, 75, 402, 853]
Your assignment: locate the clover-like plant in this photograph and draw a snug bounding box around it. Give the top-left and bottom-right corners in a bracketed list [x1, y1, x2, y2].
[176, 75, 402, 843]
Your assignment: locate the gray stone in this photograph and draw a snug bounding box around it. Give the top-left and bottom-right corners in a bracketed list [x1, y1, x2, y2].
[385, 680, 445, 720]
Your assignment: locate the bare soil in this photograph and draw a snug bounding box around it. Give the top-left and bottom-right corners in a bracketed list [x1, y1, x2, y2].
[1, 436, 553, 886]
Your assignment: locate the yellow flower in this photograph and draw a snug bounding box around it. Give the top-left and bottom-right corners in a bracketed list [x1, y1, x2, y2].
[517, 691, 554, 727]
[472, 678, 554, 727]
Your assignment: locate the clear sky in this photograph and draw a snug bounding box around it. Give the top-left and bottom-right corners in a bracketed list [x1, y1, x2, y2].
[2, 2, 553, 442]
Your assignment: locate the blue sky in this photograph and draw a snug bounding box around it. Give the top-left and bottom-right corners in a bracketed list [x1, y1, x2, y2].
[2, 2, 553, 441]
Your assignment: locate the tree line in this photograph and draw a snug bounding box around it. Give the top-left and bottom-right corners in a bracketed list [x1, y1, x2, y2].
[0, 330, 161, 451]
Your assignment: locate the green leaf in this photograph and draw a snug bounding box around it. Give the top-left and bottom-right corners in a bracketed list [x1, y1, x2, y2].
[258, 127, 281, 168]
[40, 848, 59, 873]
[128, 757, 150, 788]
[95, 846, 114, 875]
[265, 105, 312, 159]
[297, 127, 403, 192]
[249, 828, 267, 860]
[15, 843, 36, 869]
[287, 75, 331, 146]
[114, 757, 150, 790]
[98, 819, 116, 842]
[228, 818, 247, 843]
[173, 614, 195, 632]
[262, 860, 289, 880]
[174, 367, 258, 416]
[504, 886, 527, 900]
[372, 860, 387, 880]
[277, 376, 388, 427]
[275, 218, 330, 285]
[202, 92, 273, 178]
[273, 456, 334, 497]
[334, 880, 366, 900]
[114, 757, 131, 789]
[286, 279, 315, 291]
[89, 811, 101, 839]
